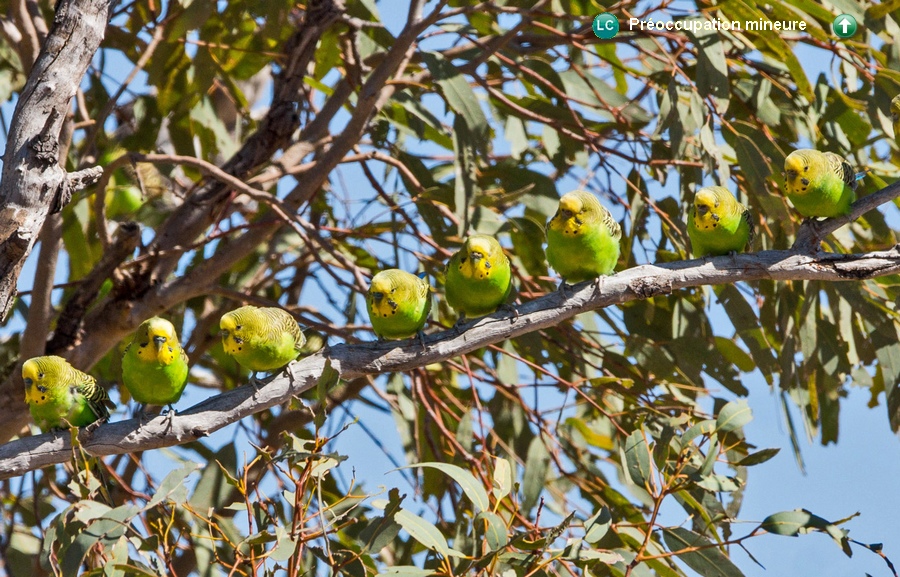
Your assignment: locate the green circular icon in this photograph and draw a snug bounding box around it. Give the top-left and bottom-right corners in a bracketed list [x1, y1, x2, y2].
[593, 13, 619, 40]
[832, 14, 857, 38]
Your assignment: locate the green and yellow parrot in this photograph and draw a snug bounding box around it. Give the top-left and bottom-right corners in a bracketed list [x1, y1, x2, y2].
[891, 95, 900, 149]
[445, 234, 512, 321]
[23, 356, 114, 432]
[783, 149, 858, 218]
[546, 190, 621, 284]
[220, 306, 306, 380]
[687, 186, 754, 257]
[121, 317, 189, 413]
[366, 269, 432, 340]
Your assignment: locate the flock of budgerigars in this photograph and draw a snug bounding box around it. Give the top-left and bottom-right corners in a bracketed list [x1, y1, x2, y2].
[22, 92, 900, 436]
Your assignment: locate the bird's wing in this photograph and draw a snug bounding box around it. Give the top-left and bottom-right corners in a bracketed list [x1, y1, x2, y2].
[824, 152, 857, 190]
[75, 370, 114, 417]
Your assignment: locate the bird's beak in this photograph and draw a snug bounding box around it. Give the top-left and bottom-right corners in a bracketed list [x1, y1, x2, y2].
[696, 204, 709, 216]
[561, 209, 573, 219]
[153, 335, 166, 347]
[372, 291, 384, 302]
[470, 251, 484, 262]
[219, 329, 228, 338]
[784, 170, 796, 181]
[23, 378, 32, 387]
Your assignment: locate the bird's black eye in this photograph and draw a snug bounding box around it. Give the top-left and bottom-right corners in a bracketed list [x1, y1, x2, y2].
[804, 166, 808, 171]
[236, 325, 242, 330]
[38, 373, 44, 379]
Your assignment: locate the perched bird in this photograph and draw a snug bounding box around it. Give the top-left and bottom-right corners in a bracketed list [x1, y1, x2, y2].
[220, 306, 306, 381]
[445, 234, 513, 321]
[687, 186, 754, 257]
[23, 356, 114, 432]
[366, 269, 432, 340]
[891, 95, 900, 149]
[546, 190, 621, 284]
[121, 317, 189, 414]
[783, 149, 858, 218]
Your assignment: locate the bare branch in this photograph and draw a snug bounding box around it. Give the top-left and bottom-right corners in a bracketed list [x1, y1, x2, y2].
[3, 246, 900, 479]
[0, 0, 111, 320]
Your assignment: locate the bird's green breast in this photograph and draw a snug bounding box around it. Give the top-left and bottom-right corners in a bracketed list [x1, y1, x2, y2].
[29, 387, 100, 431]
[122, 348, 189, 405]
[546, 222, 619, 283]
[787, 172, 855, 218]
[445, 255, 511, 317]
[369, 291, 431, 340]
[688, 208, 750, 257]
[235, 332, 299, 372]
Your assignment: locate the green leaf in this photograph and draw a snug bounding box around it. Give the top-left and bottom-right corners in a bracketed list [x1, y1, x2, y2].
[584, 507, 612, 544]
[452, 114, 478, 234]
[148, 462, 201, 508]
[624, 429, 652, 488]
[714, 337, 755, 373]
[315, 359, 340, 429]
[683, 419, 716, 446]
[716, 400, 752, 434]
[522, 435, 550, 512]
[491, 456, 513, 501]
[476, 511, 509, 551]
[402, 462, 489, 513]
[379, 567, 435, 577]
[761, 508, 854, 556]
[360, 488, 403, 555]
[733, 448, 781, 466]
[422, 52, 488, 139]
[686, 17, 729, 113]
[394, 508, 462, 558]
[662, 527, 745, 577]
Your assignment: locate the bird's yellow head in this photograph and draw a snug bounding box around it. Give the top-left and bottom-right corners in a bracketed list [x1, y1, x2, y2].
[134, 317, 179, 365]
[692, 187, 723, 230]
[220, 308, 253, 357]
[457, 235, 499, 280]
[368, 272, 399, 318]
[783, 151, 813, 196]
[549, 192, 590, 235]
[22, 357, 55, 406]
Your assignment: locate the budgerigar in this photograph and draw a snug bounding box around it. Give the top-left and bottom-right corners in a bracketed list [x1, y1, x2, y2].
[445, 234, 512, 321]
[546, 190, 621, 284]
[121, 317, 189, 413]
[687, 186, 754, 257]
[367, 269, 432, 340]
[23, 356, 114, 432]
[783, 149, 858, 218]
[220, 306, 306, 382]
[891, 95, 900, 149]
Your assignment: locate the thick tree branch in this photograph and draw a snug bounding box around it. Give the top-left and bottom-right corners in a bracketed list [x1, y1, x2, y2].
[2, 247, 900, 479]
[0, 0, 110, 321]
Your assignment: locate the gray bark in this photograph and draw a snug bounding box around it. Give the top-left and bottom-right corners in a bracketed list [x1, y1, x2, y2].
[0, 0, 110, 320]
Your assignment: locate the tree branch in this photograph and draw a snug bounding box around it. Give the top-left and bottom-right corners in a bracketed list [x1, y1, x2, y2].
[3, 247, 900, 479]
[0, 0, 110, 321]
